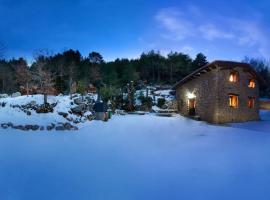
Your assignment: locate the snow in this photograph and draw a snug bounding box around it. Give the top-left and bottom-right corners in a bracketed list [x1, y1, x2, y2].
[134, 88, 174, 106]
[0, 94, 96, 127]
[0, 95, 72, 126]
[0, 109, 270, 199]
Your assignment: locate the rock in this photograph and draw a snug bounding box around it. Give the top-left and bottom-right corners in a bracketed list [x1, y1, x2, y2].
[73, 119, 80, 124]
[161, 104, 168, 109]
[58, 112, 68, 118]
[71, 104, 86, 115]
[1, 102, 6, 107]
[80, 117, 87, 123]
[85, 96, 94, 104]
[51, 102, 57, 107]
[23, 125, 39, 131]
[55, 126, 66, 131]
[0, 94, 8, 98]
[7, 122, 13, 127]
[1, 123, 9, 129]
[24, 125, 33, 130]
[40, 126, 45, 131]
[26, 111, 31, 116]
[86, 115, 94, 121]
[66, 117, 73, 122]
[11, 92, 21, 98]
[36, 104, 54, 113]
[46, 123, 55, 131]
[63, 123, 73, 130]
[46, 126, 53, 131]
[13, 125, 26, 131]
[30, 101, 37, 106]
[74, 97, 83, 105]
[32, 125, 39, 131]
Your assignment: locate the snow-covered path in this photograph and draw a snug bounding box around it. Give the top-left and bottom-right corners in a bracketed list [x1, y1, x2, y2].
[0, 114, 270, 200]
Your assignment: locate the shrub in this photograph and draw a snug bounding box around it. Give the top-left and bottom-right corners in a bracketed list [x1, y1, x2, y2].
[157, 98, 166, 108]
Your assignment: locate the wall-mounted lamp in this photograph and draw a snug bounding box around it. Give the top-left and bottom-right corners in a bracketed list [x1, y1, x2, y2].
[187, 92, 196, 99]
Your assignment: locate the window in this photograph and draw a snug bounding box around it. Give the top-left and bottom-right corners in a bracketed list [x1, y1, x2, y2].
[248, 79, 255, 88]
[229, 71, 239, 82]
[229, 95, 238, 108]
[248, 97, 255, 109]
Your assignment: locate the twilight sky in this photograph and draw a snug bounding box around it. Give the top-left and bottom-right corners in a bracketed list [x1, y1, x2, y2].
[0, 0, 269, 62]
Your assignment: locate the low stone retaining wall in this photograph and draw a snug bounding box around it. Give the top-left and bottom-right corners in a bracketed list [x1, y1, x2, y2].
[260, 100, 270, 110]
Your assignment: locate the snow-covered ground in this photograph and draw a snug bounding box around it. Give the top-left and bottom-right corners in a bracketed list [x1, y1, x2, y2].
[0, 110, 270, 199]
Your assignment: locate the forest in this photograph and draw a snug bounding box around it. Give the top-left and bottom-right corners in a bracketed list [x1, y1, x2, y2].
[0, 48, 269, 98]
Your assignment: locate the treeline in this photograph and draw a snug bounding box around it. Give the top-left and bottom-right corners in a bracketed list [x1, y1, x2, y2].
[0, 49, 269, 98]
[243, 57, 270, 97]
[0, 50, 208, 94]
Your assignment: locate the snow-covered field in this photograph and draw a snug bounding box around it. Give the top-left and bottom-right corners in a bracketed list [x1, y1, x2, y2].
[0, 109, 270, 200]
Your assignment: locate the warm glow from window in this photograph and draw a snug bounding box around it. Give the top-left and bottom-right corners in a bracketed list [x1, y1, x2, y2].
[248, 79, 255, 88]
[229, 95, 238, 108]
[248, 97, 255, 108]
[229, 71, 238, 82]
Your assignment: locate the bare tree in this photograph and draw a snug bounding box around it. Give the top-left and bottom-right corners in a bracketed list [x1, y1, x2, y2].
[68, 61, 76, 99]
[32, 53, 54, 104]
[15, 65, 32, 96]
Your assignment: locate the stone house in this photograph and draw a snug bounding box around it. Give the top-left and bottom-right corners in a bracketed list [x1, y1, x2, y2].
[173, 60, 260, 123]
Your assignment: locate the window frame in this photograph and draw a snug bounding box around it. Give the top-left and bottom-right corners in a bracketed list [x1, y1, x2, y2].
[229, 94, 239, 108]
[229, 71, 239, 83]
[248, 79, 256, 88]
[248, 97, 255, 109]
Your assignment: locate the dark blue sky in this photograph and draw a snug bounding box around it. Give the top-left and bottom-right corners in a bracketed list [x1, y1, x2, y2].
[1, 0, 269, 62]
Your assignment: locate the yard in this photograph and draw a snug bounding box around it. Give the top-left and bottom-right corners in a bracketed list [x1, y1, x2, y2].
[0, 112, 270, 200]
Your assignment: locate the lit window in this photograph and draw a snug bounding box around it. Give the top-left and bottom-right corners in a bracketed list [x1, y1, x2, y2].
[229, 95, 238, 108]
[229, 71, 239, 82]
[248, 97, 255, 108]
[248, 79, 255, 88]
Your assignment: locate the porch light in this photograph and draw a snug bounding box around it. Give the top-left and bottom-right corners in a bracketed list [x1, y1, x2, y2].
[187, 92, 196, 99]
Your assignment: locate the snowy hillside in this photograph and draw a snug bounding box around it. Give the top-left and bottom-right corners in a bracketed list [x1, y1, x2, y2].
[0, 89, 176, 131]
[0, 94, 99, 130]
[0, 95, 72, 125]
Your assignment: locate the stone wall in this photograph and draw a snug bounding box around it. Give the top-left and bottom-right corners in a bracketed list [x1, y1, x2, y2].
[175, 69, 219, 122]
[216, 67, 259, 123]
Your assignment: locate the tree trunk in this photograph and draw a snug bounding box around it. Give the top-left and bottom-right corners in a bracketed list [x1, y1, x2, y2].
[170, 63, 173, 84]
[26, 82, 29, 97]
[1, 79, 4, 93]
[69, 77, 72, 99]
[157, 66, 160, 83]
[44, 93, 48, 105]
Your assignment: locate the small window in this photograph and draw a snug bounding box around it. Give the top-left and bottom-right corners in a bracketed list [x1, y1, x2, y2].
[248, 97, 255, 109]
[248, 79, 255, 88]
[229, 71, 239, 82]
[229, 95, 238, 108]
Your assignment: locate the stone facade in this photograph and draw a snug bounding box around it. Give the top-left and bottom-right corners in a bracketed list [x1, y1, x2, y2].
[174, 61, 260, 123]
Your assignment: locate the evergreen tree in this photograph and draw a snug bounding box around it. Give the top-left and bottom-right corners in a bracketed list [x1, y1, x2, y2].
[191, 53, 208, 71]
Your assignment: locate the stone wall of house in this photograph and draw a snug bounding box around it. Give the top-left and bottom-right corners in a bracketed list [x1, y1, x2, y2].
[175, 69, 220, 122]
[175, 66, 260, 123]
[216, 67, 259, 123]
